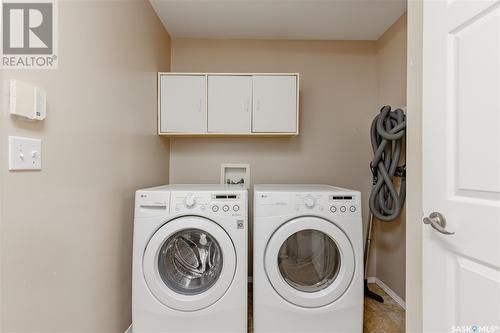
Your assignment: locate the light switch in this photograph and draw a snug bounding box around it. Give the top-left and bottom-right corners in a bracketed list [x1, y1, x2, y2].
[8, 136, 42, 171]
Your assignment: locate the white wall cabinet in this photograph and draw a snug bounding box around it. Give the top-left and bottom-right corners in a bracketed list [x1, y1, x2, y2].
[252, 75, 297, 133]
[158, 73, 299, 136]
[159, 75, 207, 133]
[208, 75, 252, 133]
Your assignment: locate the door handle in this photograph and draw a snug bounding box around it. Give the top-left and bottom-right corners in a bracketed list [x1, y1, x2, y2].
[423, 212, 455, 235]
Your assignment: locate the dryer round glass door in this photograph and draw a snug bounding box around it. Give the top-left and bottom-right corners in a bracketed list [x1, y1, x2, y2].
[278, 229, 341, 293]
[265, 216, 355, 308]
[143, 216, 236, 312]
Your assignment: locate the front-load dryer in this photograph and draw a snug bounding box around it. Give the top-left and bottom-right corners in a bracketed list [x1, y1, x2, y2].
[133, 184, 247, 333]
[253, 185, 363, 333]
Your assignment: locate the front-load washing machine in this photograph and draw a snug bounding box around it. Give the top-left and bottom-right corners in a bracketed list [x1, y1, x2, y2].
[133, 184, 247, 333]
[253, 185, 363, 332]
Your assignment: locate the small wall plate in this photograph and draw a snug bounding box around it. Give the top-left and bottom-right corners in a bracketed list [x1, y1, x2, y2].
[221, 164, 250, 189]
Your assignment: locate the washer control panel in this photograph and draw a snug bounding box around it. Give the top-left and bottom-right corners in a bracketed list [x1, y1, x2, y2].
[210, 193, 242, 215]
[170, 192, 245, 216]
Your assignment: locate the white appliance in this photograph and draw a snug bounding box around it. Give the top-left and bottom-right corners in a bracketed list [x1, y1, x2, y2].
[253, 185, 363, 332]
[133, 185, 247, 333]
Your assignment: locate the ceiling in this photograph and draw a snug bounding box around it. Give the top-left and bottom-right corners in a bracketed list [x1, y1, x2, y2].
[149, 0, 407, 41]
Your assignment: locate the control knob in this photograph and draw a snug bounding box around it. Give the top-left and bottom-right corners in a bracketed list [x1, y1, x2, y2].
[184, 194, 196, 208]
[304, 196, 315, 208]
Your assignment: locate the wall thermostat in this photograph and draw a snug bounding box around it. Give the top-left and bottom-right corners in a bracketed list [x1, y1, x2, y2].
[9, 80, 47, 121]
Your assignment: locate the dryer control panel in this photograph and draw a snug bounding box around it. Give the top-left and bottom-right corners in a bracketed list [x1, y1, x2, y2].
[327, 195, 358, 214]
[254, 191, 361, 218]
[170, 191, 247, 217]
[294, 193, 359, 215]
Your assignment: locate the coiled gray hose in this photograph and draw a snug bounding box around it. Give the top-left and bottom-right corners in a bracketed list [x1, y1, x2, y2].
[369, 105, 406, 222]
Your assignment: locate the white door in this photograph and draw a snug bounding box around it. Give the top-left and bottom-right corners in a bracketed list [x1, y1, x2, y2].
[159, 75, 207, 133]
[252, 75, 297, 133]
[422, 1, 500, 332]
[208, 75, 252, 133]
[264, 217, 354, 308]
[143, 216, 236, 311]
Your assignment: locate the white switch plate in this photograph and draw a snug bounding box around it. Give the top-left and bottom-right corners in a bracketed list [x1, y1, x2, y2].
[8, 136, 42, 171]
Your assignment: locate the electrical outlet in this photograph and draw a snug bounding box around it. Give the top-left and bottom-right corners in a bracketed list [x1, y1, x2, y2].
[8, 136, 42, 171]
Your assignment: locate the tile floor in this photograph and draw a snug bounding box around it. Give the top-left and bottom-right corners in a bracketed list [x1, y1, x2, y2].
[248, 283, 405, 333]
[363, 283, 405, 333]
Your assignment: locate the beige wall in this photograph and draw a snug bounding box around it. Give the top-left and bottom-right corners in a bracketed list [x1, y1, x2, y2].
[170, 18, 408, 290]
[0, 1, 170, 332]
[406, 1, 423, 331]
[169, 39, 378, 274]
[373, 14, 408, 301]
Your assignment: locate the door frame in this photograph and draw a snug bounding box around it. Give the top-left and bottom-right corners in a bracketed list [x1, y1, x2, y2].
[406, 0, 424, 332]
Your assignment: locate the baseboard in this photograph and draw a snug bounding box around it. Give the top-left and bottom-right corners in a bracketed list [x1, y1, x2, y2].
[367, 277, 406, 309]
[124, 324, 132, 333]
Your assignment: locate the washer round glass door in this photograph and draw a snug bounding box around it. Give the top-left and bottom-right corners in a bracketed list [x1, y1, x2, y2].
[265, 216, 355, 308]
[143, 216, 236, 311]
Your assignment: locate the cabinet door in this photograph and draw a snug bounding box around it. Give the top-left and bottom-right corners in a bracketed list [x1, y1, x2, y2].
[160, 75, 207, 133]
[252, 75, 297, 133]
[208, 75, 252, 133]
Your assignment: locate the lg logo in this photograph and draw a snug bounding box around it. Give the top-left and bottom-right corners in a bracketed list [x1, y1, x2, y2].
[2, 2, 53, 54]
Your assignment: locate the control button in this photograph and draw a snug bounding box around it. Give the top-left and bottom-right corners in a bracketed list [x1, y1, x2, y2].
[340, 206, 347, 213]
[350, 205, 356, 212]
[233, 205, 240, 212]
[330, 206, 337, 213]
[304, 195, 315, 208]
[222, 205, 230, 212]
[211, 205, 219, 212]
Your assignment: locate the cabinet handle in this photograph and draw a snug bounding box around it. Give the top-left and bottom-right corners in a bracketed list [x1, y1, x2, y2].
[256, 99, 260, 111]
[198, 98, 202, 113]
[245, 98, 250, 113]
